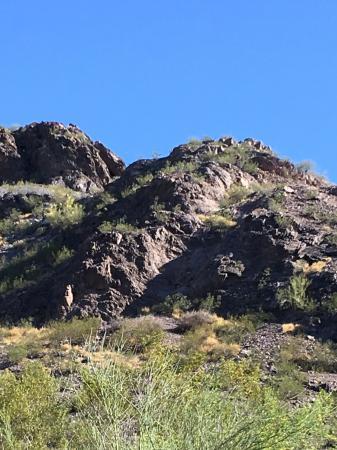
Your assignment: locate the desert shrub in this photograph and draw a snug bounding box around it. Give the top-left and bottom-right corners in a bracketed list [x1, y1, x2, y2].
[0, 209, 32, 237]
[71, 353, 333, 449]
[220, 184, 251, 209]
[0, 274, 35, 295]
[120, 184, 139, 198]
[48, 317, 101, 346]
[110, 316, 164, 353]
[218, 359, 261, 397]
[45, 195, 84, 228]
[274, 366, 306, 400]
[304, 188, 319, 200]
[135, 172, 154, 187]
[296, 160, 315, 174]
[94, 191, 117, 211]
[272, 339, 307, 399]
[152, 293, 192, 315]
[195, 293, 221, 312]
[198, 213, 236, 230]
[52, 245, 74, 266]
[277, 274, 314, 311]
[177, 310, 221, 331]
[99, 218, 141, 233]
[305, 205, 337, 226]
[0, 240, 72, 294]
[203, 144, 259, 174]
[0, 363, 67, 448]
[161, 160, 199, 175]
[7, 344, 29, 364]
[180, 324, 237, 360]
[0, 346, 333, 448]
[187, 137, 202, 145]
[120, 174, 154, 198]
[217, 315, 256, 344]
[151, 197, 168, 222]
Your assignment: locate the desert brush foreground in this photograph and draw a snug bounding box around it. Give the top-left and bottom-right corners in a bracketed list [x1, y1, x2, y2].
[0, 122, 337, 448]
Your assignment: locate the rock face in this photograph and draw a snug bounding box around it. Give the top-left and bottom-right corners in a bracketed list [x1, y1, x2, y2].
[0, 122, 125, 192]
[1, 131, 337, 329]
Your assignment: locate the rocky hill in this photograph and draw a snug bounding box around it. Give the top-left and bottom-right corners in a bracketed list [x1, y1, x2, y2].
[0, 122, 337, 334]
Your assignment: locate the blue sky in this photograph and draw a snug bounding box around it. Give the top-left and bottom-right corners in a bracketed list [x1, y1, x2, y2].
[1, 1, 337, 180]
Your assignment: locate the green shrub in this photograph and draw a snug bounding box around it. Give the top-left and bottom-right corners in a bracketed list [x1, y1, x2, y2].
[0, 209, 32, 237]
[48, 317, 101, 346]
[276, 274, 314, 311]
[45, 195, 84, 228]
[0, 363, 67, 448]
[198, 213, 236, 230]
[151, 197, 167, 222]
[7, 344, 29, 364]
[161, 160, 199, 175]
[71, 355, 333, 449]
[220, 184, 251, 209]
[110, 316, 164, 353]
[152, 293, 192, 315]
[99, 218, 142, 233]
[196, 293, 221, 312]
[52, 246, 74, 266]
[94, 191, 117, 211]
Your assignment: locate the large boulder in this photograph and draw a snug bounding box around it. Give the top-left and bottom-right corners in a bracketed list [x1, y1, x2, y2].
[0, 122, 125, 192]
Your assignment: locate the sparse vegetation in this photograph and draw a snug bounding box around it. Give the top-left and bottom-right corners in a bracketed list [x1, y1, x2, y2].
[276, 274, 314, 311]
[47, 317, 101, 346]
[110, 316, 164, 352]
[305, 204, 337, 226]
[199, 213, 237, 230]
[0, 241, 74, 295]
[296, 160, 315, 174]
[99, 218, 142, 233]
[0, 316, 335, 448]
[45, 195, 84, 228]
[203, 143, 259, 174]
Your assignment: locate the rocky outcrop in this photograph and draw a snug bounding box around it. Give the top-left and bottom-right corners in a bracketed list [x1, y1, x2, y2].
[0, 133, 336, 325]
[0, 122, 125, 192]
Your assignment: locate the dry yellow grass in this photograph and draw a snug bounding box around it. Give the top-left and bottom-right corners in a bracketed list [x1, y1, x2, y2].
[198, 214, 237, 229]
[60, 343, 141, 369]
[282, 323, 301, 333]
[0, 326, 48, 346]
[293, 257, 331, 274]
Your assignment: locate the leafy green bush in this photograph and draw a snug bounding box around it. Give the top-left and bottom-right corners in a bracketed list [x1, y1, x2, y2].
[151, 197, 167, 222]
[152, 293, 193, 315]
[45, 195, 84, 228]
[52, 246, 74, 266]
[0, 363, 67, 448]
[70, 353, 334, 449]
[276, 274, 314, 311]
[0, 209, 32, 237]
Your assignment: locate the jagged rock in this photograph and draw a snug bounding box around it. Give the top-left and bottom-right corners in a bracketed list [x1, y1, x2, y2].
[0, 130, 337, 323]
[0, 122, 125, 192]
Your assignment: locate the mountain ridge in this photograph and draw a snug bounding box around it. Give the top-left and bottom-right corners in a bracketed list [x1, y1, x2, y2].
[0, 122, 336, 339]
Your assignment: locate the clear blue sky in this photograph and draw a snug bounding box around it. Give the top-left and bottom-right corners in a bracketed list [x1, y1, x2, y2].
[2, 1, 337, 180]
